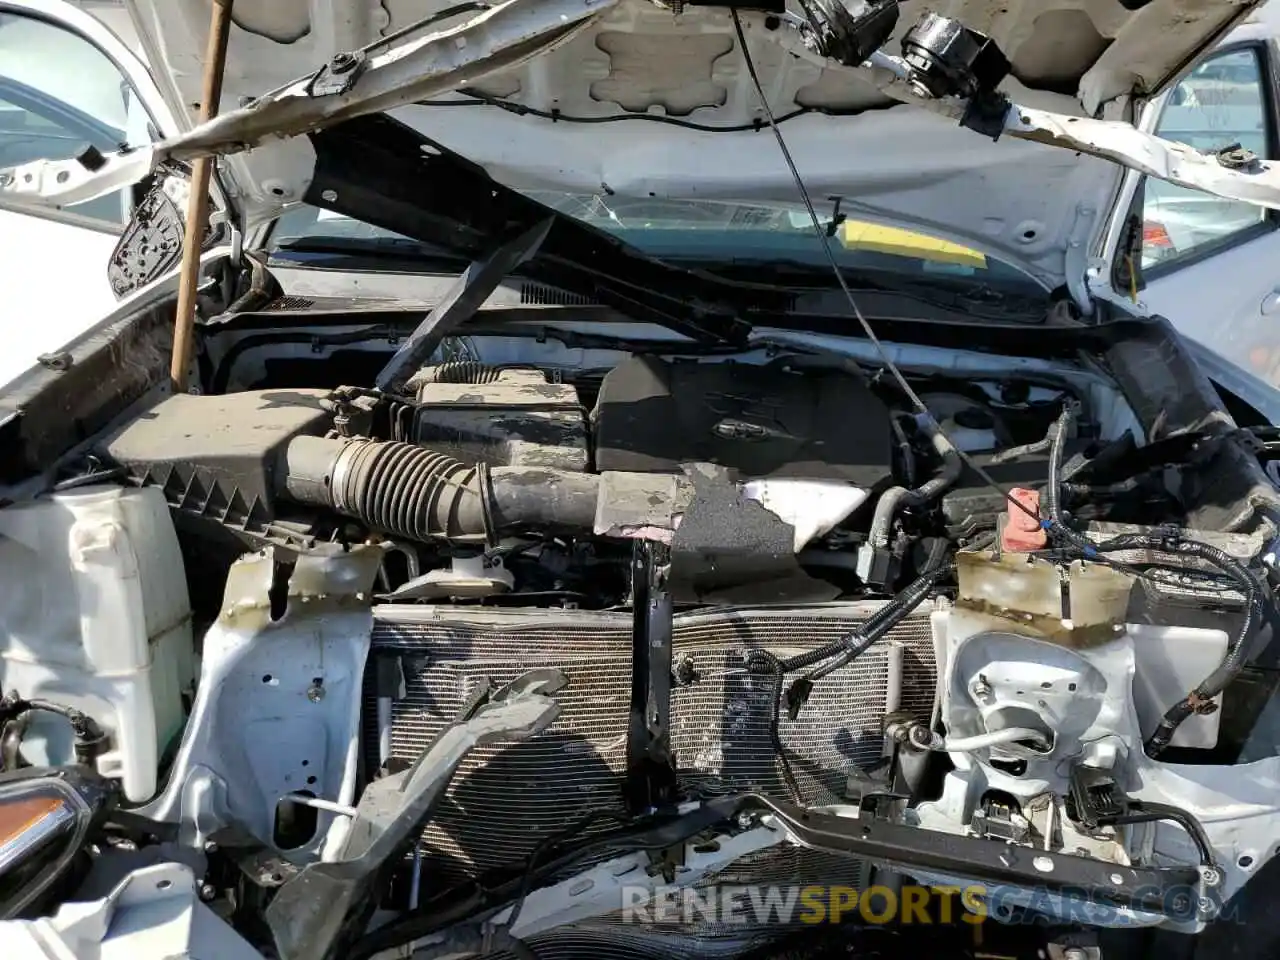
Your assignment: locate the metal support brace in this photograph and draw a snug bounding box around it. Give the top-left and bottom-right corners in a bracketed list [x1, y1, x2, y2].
[626, 540, 677, 813]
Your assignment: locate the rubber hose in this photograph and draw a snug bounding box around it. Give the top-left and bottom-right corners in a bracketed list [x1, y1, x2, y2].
[342, 439, 491, 541]
[890, 414, 917, 488]
[1043, 406, 1087, 550]
[1113, 801, 1217, 869]
[281, 437, 600, 542]
[410, 361, 505, 388]
[488, 467, 600, 533]
[989, 426, 1055, 464]
[5, 697, 107, 766]
[867, 419, 963, 549]
[1040, 407, 1265, 755]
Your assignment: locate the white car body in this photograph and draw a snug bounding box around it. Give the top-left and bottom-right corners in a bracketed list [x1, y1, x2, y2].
[0, 0, 180, 388]
[6, 2, 1280, 957]
[2, 0, 1280, 418]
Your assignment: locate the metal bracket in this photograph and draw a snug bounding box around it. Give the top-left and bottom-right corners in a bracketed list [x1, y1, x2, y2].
[308, 51, 369, 97]
[206, 822, 302, 890]
[137, 547, 383, 855]
[264, 669, 566, 960]
[1046, 937, 1102, 960]
[625, 540, 678, 813]
[747, 793, 1207, 918]
[0, 863, 259, 958]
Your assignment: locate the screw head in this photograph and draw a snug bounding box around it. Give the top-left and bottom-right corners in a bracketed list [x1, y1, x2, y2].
[330, 51, 357, 73]
[970, 675, 993, 701]
[199, 883, 217, 901]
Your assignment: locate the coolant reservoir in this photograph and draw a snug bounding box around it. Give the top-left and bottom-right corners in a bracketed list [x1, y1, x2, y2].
[0, 486, 192, 801]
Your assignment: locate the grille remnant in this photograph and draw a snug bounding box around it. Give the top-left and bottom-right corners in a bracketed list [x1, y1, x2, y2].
[366, 602, 938, 883]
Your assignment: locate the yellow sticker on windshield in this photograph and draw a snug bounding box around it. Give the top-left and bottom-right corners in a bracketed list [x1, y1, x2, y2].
[837, 220, 987, 269]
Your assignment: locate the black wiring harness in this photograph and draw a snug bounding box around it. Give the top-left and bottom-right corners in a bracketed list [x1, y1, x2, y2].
[748, 544, 956, 803]
[0, 691, 108, 770]
[1037, 405, 1269, 756]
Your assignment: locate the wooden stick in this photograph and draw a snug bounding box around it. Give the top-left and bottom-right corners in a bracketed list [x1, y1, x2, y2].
[170, 0, 234, 392]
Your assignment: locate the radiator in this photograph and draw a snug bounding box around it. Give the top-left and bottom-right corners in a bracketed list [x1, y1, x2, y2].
[366, 602, 940, 884]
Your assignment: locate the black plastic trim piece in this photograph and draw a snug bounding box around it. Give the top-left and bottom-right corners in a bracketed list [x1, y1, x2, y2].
[302, 114, 769, 346]
[745, 794, 1207, 918]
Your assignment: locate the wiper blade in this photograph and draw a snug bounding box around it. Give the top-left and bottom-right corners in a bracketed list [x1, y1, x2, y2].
[703, 258, 1050, 319]
[721, 256, 1002, 294]
[272, 236, 462, 261]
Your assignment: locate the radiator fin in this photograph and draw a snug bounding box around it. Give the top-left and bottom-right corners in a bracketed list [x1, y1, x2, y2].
[366, 603, 937, 884]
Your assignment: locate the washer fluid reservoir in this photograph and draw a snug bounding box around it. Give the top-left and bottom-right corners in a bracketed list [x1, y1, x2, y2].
[0, 485, 193, 801]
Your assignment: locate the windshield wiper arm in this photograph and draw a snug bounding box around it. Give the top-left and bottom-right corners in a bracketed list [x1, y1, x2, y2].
[376, 218, 553, 393]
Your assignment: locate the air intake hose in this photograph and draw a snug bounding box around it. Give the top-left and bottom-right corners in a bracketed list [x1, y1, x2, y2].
[407, 361, 505, 388]
[281, 437, 599, 543]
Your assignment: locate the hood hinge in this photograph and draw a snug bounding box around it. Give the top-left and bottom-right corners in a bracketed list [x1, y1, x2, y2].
[1064, 203, 1096, 318]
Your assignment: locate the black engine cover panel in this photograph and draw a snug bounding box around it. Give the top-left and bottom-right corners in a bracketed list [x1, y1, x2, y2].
[592, 356, 893, 487]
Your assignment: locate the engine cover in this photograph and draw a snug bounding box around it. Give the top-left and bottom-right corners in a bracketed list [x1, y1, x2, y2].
[592, 357, 894, 486]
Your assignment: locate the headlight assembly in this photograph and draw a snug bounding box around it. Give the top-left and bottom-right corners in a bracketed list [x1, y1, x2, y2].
[0, 767, 113, 919]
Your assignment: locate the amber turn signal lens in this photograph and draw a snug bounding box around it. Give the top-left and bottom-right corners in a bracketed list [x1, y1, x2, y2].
[0, 792, 75, 873]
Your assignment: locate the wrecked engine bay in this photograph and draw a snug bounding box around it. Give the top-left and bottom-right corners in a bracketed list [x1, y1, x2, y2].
[5, 304, 1280, 960]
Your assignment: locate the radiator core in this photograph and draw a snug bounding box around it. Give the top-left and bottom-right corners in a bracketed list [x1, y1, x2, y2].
[366, 602, 939, 883]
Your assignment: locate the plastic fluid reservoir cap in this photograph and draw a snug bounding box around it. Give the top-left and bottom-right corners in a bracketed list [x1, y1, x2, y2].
[1002, 487, 1047, 552]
